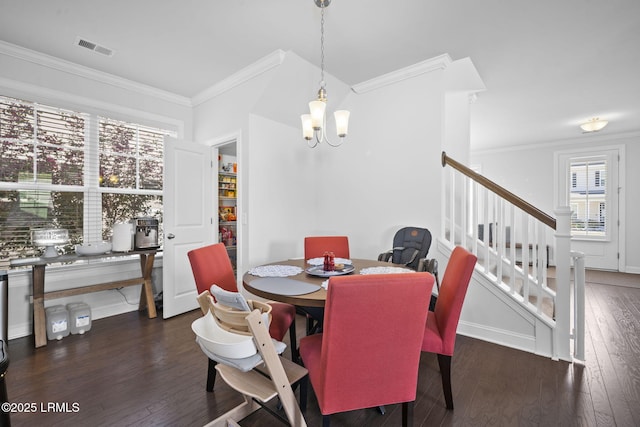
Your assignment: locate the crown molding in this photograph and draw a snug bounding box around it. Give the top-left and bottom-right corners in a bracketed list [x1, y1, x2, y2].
[471, 130, 640, 156]
[0, 76, 185, 135]
[192, 50, 286, 106]
[0, 40, 192, 107]
[351, 53, 452, 94]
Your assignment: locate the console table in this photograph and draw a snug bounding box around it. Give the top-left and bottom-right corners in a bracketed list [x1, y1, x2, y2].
[10, 249, 158, 348]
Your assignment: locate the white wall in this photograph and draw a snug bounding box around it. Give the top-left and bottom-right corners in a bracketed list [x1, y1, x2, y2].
[193, 52, 483, 272]
[192, 51, 335, 273]
[246, 114, 319, 265]
[471, 132, 640, 272]
[314, 71, 445, 260]
[7, 257, 163, 339]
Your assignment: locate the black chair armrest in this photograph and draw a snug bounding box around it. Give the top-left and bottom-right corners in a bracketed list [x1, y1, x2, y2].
[418, 258, 440, 291]
[378, 251, 393, 262]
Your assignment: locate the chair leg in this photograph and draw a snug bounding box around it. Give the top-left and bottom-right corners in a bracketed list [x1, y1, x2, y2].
[306, 315, 322, 335]
[206, 358, 217, 392]
[402, 401, 414, 427]
[298, 375, 308, 413]
[302, 307, 325, 335]
[289, 320, 299, 363]
[437, 353, 454, 410]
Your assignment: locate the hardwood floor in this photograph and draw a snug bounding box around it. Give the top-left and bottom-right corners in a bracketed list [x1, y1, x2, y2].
[5, 273, 640, 426]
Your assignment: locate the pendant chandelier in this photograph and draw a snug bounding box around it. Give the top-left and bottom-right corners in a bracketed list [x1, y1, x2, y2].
[300, 0, 350, 148]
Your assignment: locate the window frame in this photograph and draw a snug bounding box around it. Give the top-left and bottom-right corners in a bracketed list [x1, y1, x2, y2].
[567, 156, 608, 238]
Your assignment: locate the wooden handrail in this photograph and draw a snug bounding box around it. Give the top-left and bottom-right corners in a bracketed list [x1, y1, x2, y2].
[441, 151, 556, 230]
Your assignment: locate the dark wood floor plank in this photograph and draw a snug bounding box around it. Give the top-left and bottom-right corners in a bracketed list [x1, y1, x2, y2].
[584, 283, 638, 427]
[594, 285, 640, 426]
[583, 291, 617, 427]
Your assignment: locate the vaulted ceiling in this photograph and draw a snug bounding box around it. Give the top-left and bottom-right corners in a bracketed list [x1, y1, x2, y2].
[1, 0, 638, 150]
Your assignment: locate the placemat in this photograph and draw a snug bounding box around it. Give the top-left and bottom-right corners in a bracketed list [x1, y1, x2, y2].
[248, 277, 321, 296]
[359, 266, 415, 275]
[247, 265, 303, 277]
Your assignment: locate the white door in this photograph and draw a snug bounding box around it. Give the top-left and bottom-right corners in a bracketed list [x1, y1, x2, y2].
[556, 147, 623, 270]
[163, 137, 214, 318]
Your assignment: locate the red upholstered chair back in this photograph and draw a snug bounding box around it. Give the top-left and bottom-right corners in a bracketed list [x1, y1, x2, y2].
[304, 236, 350, 260]
[433, 246, 477, 355]
[187, 243, 238, 295]
[317, 273, 433, 413]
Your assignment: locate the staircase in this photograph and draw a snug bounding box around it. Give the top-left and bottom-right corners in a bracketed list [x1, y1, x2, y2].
[440, 152, 585, 362]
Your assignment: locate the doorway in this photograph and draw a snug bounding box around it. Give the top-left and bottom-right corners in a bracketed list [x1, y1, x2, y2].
[216, 141, 238, 274]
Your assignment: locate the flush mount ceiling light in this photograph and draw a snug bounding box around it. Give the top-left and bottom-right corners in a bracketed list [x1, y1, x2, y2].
[580, 117, 608, 133]
[300, 0, 350, 148]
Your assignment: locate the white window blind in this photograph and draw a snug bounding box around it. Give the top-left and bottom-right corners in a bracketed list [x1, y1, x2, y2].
[0, 95, 175, 268]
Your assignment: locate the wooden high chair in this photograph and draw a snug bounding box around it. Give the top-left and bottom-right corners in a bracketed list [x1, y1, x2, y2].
[195, 292, 308, 427]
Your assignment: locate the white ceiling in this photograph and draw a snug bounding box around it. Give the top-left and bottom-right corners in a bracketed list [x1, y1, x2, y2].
[1, 0, 638, 150]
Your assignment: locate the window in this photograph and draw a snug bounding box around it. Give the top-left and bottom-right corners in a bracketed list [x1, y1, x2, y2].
[0, 95, 175, 268]
[568, 157, 607, 237]
[97, 117, 167, 242]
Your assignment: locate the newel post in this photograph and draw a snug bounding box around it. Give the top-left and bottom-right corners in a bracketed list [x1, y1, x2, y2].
[554, 206, 572, 361]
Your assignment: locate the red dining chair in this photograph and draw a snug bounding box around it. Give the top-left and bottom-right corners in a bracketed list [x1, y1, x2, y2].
[187, 243, 298, 391]
[304, 236, 350, 260]
[303, 236, 350, 335]
[299, 272, 434, 427]
[422, 246, 477, 410]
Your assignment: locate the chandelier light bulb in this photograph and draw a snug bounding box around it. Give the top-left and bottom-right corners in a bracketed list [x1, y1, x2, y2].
[309, 100, 326, 130]
[301, 114, 313, 140]
[334, 110, 350, 137]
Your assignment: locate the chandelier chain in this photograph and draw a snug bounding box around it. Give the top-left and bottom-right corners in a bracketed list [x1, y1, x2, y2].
[319, 1, 325, 88]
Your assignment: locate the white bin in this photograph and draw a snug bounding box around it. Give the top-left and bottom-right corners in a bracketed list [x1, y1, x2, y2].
[67, 302, 92, 335]
[46, 305, 69, 340]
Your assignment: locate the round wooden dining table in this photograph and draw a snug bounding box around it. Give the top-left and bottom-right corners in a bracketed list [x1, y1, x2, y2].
[242, 258, 408, 307]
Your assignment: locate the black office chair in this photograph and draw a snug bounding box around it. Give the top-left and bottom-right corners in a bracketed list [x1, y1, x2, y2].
[379, 226, 440, 309]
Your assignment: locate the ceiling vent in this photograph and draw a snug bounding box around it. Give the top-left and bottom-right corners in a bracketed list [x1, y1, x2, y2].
[76, 37, 114, 57]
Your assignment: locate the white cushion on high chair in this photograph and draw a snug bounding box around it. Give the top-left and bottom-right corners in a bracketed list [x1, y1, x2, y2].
[195, 337, 286, 372]
[191, 311, 256, 359]
[191, 311, 287, 370]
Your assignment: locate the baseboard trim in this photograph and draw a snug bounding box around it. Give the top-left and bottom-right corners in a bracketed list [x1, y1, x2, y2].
[457, 320, 540, 356]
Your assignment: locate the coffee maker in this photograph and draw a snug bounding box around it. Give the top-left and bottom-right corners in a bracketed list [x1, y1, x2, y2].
[134, 217, 160, 250]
